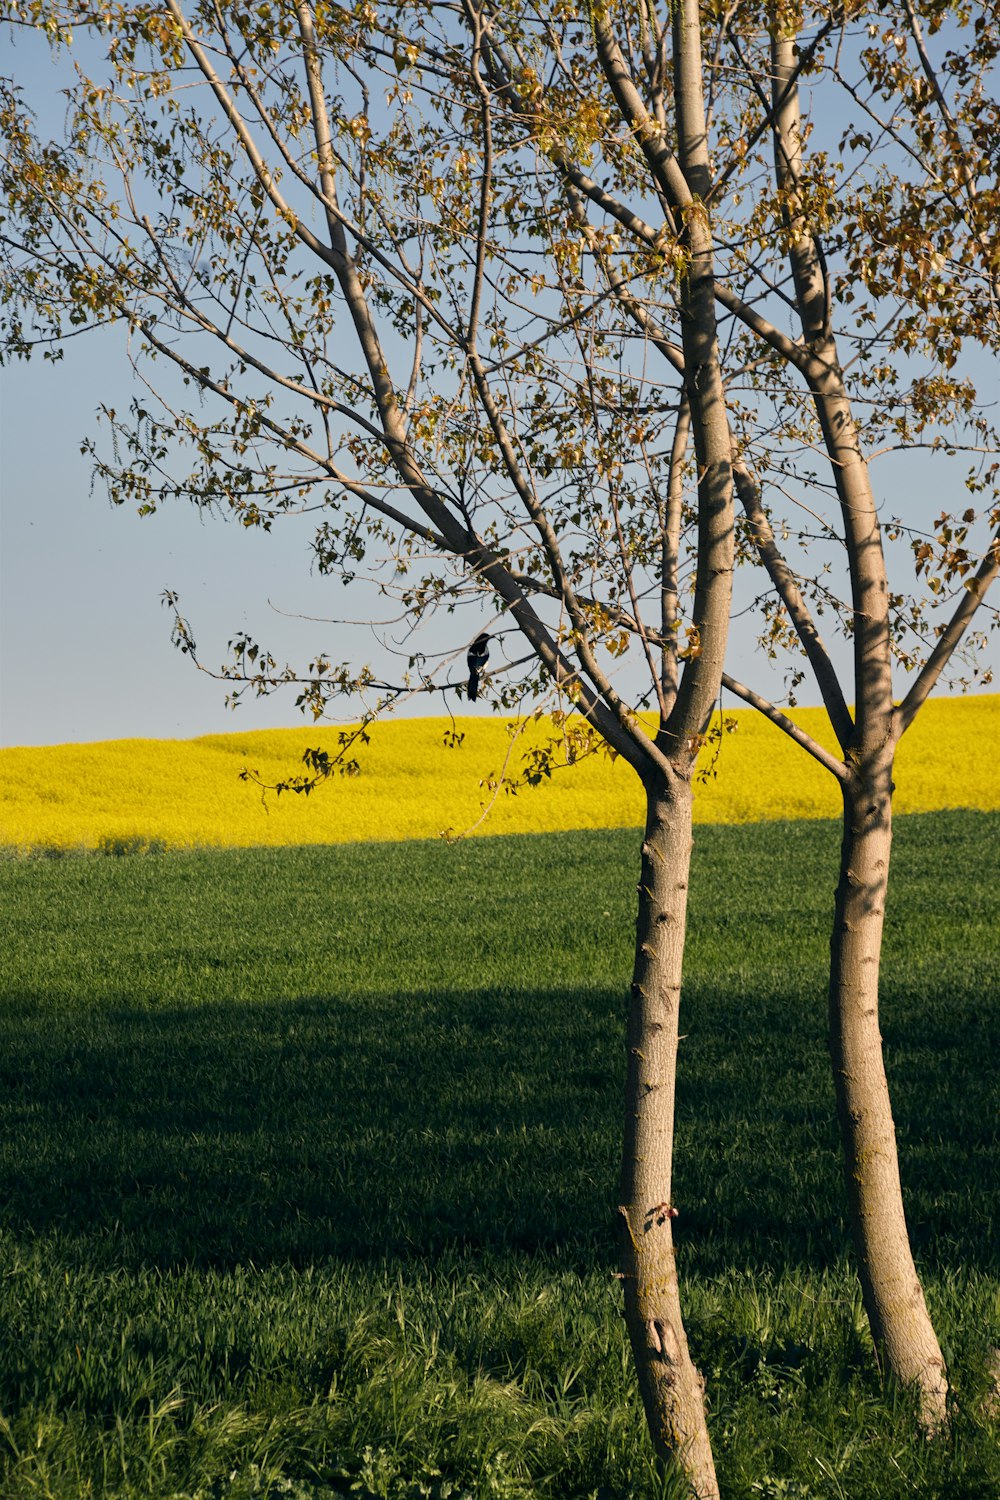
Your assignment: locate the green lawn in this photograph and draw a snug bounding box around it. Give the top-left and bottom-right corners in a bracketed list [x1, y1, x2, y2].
[0, 813, 997, 1498]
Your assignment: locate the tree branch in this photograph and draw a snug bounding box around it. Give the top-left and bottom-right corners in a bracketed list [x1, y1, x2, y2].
[733, 463, 854, 749]
[721, 672, 850, 782]
[895, 530, 1000, 736]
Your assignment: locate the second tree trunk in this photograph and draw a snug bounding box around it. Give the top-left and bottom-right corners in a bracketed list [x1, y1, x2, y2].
[829, 756, 948, 1430]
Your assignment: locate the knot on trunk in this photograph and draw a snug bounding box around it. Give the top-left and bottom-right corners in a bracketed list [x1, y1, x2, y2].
[647, 1316, 681, 1368]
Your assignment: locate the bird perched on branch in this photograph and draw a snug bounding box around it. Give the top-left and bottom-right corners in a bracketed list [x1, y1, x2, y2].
[467, 633, 490, 701]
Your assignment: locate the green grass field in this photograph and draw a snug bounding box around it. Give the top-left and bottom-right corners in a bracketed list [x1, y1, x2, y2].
[0, 814, 998, 1498]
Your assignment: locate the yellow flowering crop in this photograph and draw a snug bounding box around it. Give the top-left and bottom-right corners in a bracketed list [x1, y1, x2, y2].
[1, 694, 996, 854]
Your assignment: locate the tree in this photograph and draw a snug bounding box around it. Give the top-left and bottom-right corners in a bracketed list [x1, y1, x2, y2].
[477, 0, 1000, 1436]
[560, 0, 1000, 1434]
[1, 0, 738, 1491]
[694, 3, 1000, 1431]
[3, 0, 999, 1485]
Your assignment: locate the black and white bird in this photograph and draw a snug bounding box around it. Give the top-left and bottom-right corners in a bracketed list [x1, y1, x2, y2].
[466, 633, 490, 701]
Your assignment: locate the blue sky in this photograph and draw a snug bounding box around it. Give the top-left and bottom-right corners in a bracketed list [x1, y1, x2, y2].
[6, 334, 994, 750]
[2, 24, 997, 750]
[1, 327, 376, 746]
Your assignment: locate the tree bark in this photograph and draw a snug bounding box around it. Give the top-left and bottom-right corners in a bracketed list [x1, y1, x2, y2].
[619, 775, 718, 1500]
[830, 750, 949, 1431]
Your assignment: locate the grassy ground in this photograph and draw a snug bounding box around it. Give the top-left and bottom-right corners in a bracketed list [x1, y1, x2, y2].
[0, 813, 997, 1498]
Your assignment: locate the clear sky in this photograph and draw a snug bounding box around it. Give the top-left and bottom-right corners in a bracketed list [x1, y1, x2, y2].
[5, 332, 995, 750]
[2, 27, 997, 751]
[1, 326, 389, 747]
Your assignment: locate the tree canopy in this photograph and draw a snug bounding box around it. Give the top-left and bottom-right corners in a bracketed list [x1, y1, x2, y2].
[2, 3, 997, 770]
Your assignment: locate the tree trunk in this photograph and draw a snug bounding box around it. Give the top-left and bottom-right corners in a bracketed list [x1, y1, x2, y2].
[829, 753, 948, 1430]
[619, 776, 718, 1499]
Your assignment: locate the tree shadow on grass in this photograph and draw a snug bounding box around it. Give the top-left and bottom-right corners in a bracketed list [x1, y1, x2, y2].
[0, 979, 993, 1276]
[0, 985, 621, 1271]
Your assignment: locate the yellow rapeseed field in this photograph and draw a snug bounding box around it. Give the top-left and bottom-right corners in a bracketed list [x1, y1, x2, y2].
[1, 695, 996, 853]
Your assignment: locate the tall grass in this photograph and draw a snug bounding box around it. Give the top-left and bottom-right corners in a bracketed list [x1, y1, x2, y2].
[0, 813, 997, 1497]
